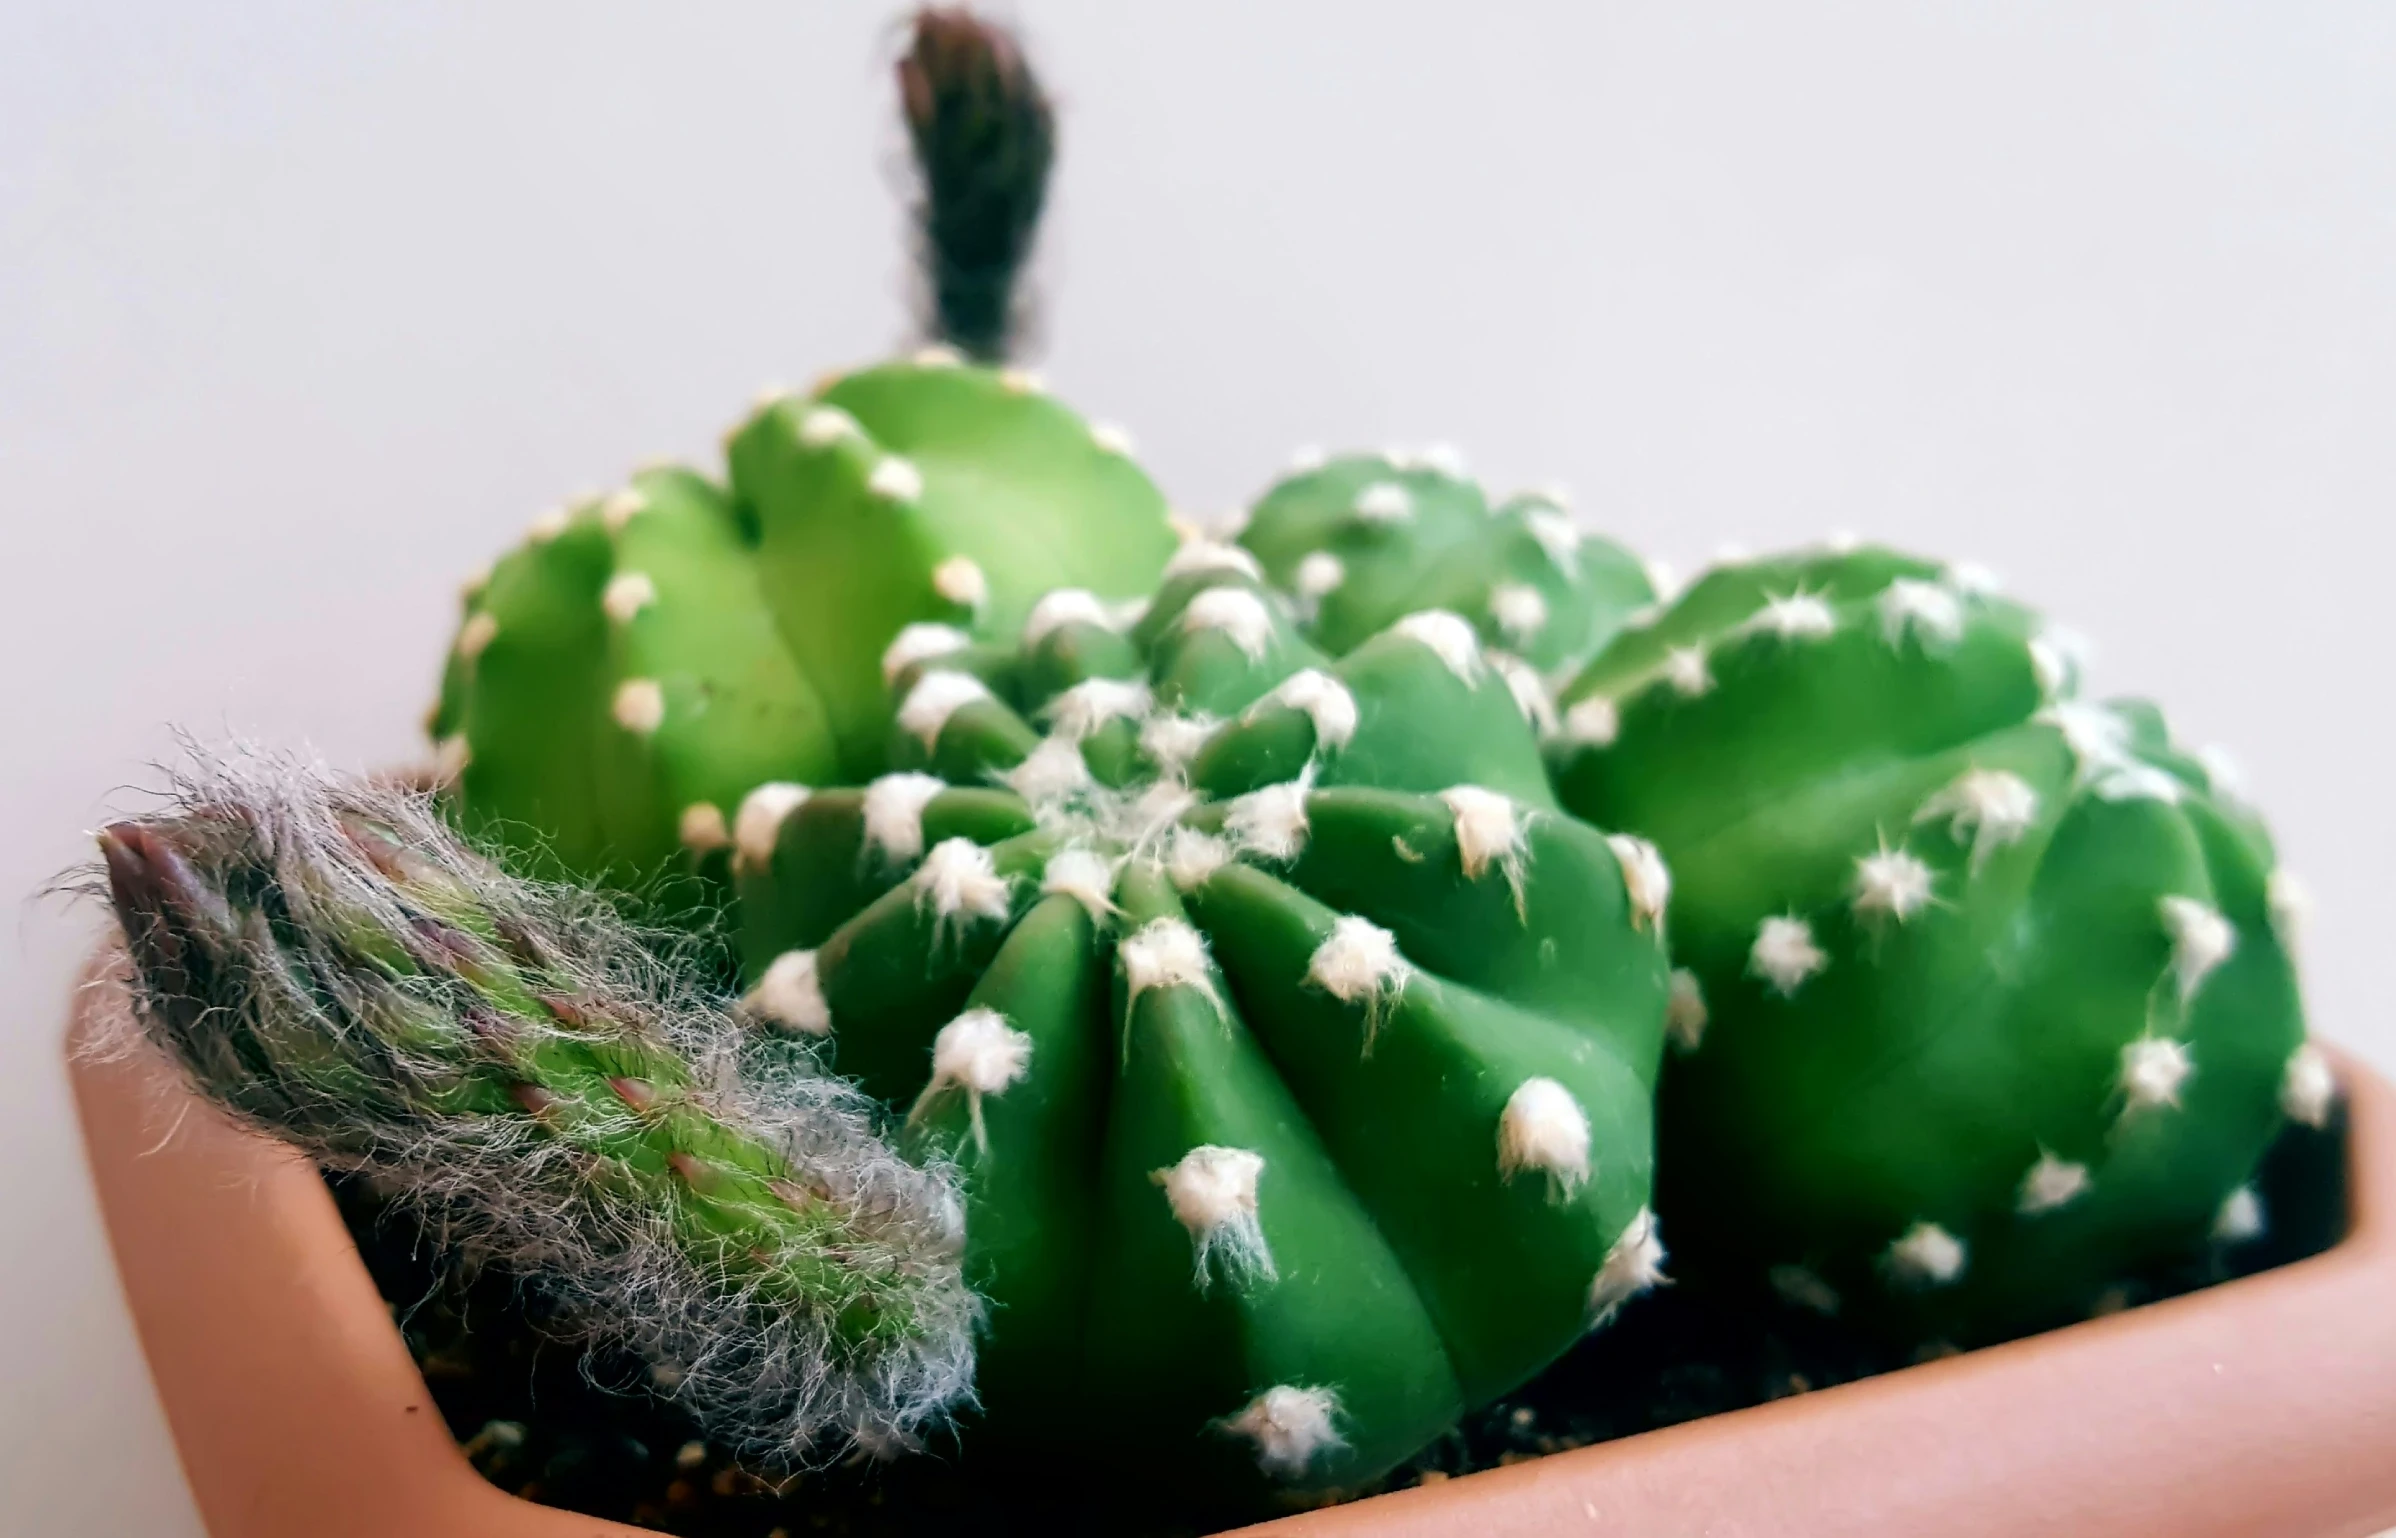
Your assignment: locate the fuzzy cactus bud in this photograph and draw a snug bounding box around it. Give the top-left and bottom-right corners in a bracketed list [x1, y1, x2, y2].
[89, 749, 977, 1466]
[898, 7, 1057, 362]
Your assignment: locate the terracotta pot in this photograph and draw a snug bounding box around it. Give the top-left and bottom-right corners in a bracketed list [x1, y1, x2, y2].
[72, 967, 2396, 1538]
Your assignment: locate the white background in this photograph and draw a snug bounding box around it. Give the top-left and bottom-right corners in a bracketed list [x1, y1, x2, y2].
[5, 4, 2391, 1530]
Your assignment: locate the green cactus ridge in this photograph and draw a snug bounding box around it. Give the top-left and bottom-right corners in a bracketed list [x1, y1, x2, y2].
[1551, 543, 2331, 1340]
[728, 535, 1672, 1497]
[92, 751, 978, 1465]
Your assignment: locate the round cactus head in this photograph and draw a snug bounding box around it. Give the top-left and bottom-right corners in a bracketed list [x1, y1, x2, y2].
[430, 359, 1178, 890]
[1235, 447, 1658, 677]
[1550, 543, 2323, 1341]
[732, 543, 1673, 1500]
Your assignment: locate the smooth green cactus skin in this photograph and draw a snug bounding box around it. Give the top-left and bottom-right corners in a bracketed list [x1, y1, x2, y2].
[434, 356, 1176, 889]
[733, 557, 1671, 1504]
[1550, 545, 2316, 1343]
[1236, 450, 1655, 676]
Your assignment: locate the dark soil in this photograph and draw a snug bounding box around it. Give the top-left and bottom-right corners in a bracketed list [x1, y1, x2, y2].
[335, 1111, 2348, 1537]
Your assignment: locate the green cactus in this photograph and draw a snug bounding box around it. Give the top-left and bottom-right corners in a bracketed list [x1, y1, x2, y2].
[91, 750, 978, 1464]
[1549, 544, 2331, 1342]
[1235, 447, 1659, 677]
[728, 547, 1672, 1502]
[429, 359, 1178, 889]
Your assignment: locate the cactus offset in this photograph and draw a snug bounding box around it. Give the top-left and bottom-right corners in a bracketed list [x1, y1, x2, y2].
[732, 550, 1672, 1501]
[433, 366, 1178, 889]
[90, 749, 977, 1464]
[1550, 545, 2324, 1341]
[1237, 450, 1657, 678]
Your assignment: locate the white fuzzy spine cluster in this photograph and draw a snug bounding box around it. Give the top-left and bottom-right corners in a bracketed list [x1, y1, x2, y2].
[1440, 786, 1528, 906]
[678, 803, 730, 854]
[1024, 588, 1116, 647]
[914, 1007, 1034, 1155]
[2281, 1042, 2336, 1128]
[931, 556, 987, 610]
[457, 611, 500, 661]
[2120, 1036, 2195, 1111]
[1588, 1207, 1668, 1325]
[1351, 481, 1414, 525]
[1040, 848, 1119, 919]
[1005, 736, 1091, 807]
[601, 487, 649, 532]
[1750, 915, 1827, 996]
[1120, 916, 1223, 1017]
[1524, 509, 1582, 576]
[1139, 712, 1217, 775]
[1748, 590, 1837, 641]
[868, 456, 925, 504]
[603, 571, 657, 624]
[1154, 1145, 1274, 1290]
[1163, 540, 1263, 584]
[1490, 653, 1558, 737]
[1878, 579, 1965, 647]
[2158, 896, 2235, 1004]
[2213, 1185, 2266, 1244]
[1181, 585, 1277, 661]
[1851, 842, 1936, 923]
[1047, 677, 1153, 741]
[1306, 915, 1410, 1050]
[881, 623, 971, 685]
[1497, 1077, 1591, 1199]
[1916, 767, 2038, 871]
[1607, 835, 1671, 932]
[1663, 646, 1712, 698]
[1226, 777, 1312, 862]
[798, 406, 862, 447]
[1392, 610, 1482, 684]
[746, 950, 831, 1035]
[1489, 583, 1550, 645]
[1164, 827, 1233, 892]
[912, 838, 1013, 947]
[1263, 669, 1359, 753]
[1886, 1222, 1967, 1287]
[1294, 551, 1346, 603]
[1218, 1385, 1344, 1481]
[613, 679, 667, 736]
[1562, 696, 1620, 749]
[861, 773, 948, 865]
[2016, 1153, 2091, 1215]
[896, 670, 991, 752]
[1665, 969, 1707, 1052]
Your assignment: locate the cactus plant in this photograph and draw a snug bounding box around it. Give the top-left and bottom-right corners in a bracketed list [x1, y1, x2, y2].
[729, 546, 1672, 1501]
[89, 749, 979, 1465]
[1237, 447, 1659, 678]
[1548, 544, 2330, 1342]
